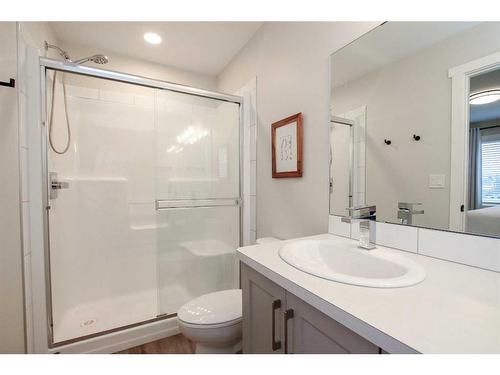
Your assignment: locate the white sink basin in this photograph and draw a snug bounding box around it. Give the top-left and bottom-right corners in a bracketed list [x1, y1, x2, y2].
[278, 238, 426, 288]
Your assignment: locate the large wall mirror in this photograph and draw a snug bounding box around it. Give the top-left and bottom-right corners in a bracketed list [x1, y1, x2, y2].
[330, 22, 500, 238]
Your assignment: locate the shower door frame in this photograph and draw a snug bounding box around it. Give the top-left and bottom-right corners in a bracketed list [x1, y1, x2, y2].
[39, 57, 244, 348]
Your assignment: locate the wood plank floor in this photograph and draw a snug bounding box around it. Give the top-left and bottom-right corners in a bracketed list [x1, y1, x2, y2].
[115, 334, 195, 354]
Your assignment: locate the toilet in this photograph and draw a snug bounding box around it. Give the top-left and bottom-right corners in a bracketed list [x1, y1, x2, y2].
[254, 237, 280, 244]
[177, 238, 279, 354]
[177, 289, 243, 354]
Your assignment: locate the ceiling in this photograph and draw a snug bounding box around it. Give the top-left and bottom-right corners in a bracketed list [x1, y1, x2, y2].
[50, 22, 263, 76]
[331, 22, 480, 88]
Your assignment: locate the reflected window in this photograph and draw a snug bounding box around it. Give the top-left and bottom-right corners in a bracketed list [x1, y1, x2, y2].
[481, 137, 500, 205]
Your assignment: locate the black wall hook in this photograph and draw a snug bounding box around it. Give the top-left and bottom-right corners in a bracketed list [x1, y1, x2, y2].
[384, 139, 391, 145]
[413, 134, 421, 141]
[0, 78, 15, 88]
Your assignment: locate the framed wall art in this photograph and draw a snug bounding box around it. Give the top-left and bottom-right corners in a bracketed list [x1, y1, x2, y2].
[272, 112, 303, 178]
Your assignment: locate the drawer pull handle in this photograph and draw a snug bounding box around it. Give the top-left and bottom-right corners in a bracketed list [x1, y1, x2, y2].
[284, 308, 294, 354]
[271, 299, 281, 351]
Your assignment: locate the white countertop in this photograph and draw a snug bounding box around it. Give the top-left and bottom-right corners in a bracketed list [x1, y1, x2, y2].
[236, 233, 500, 353]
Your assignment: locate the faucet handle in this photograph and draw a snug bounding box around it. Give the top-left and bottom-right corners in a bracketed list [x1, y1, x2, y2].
[398, 202, 424, 215]
[398, 202, 422, 210]
[346, 205, 376, 219]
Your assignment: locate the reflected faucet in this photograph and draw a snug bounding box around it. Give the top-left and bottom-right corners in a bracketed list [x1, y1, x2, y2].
[397, 202, 424, 225]
[341, 205, 377, 250]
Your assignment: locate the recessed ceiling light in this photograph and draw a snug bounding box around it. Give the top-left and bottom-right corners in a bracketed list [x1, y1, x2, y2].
[470, 90, 500, 105]
[144, 32, 162, 45]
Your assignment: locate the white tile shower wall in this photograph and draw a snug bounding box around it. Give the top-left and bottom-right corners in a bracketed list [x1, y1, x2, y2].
[235, 77, 257, 245]
[329, 215, 500, 272]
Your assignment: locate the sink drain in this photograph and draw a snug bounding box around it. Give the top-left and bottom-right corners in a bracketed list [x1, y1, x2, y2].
[80, 318, 97, 327]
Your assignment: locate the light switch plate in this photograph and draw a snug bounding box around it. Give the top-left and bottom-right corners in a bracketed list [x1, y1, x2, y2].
[429, 174, 446, 189]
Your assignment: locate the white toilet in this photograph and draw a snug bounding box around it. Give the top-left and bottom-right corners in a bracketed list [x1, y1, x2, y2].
[177, 238, 279, 354]
[177, 289, 243, 354]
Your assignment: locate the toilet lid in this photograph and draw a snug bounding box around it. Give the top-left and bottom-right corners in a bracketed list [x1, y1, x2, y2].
[177, 289, 242, 325]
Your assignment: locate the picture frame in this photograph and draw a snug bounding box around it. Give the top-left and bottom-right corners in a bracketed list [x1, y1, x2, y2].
[272, 112, 303, 178]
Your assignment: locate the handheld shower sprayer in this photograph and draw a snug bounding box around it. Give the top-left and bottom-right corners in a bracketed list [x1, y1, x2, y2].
[73, 54, 109, 65]
[44, 42, 109, 66]
[44, 41, 109, 154]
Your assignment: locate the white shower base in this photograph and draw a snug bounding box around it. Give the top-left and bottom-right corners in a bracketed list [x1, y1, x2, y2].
[53, 290, 158, 343]
[49, 315, 180, 354]
[53, 283, 197, 345]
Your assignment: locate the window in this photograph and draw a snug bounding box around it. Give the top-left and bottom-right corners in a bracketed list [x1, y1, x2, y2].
[481, 140, 500, 205]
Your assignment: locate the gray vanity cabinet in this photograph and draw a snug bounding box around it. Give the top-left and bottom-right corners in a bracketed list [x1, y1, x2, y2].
[241, 263, 286, 353]
[285, 293, 379, 354]
[241, 263, 380, 354]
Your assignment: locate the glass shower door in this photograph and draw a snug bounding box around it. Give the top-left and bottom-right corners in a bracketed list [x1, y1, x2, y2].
[45, 65, 241, 345]
[154, 90, 241, 316]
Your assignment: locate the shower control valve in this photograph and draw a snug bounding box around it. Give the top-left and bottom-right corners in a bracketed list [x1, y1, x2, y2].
[49, 172, 69, 200]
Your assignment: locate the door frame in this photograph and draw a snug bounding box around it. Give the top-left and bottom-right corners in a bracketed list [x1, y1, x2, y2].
[33, 57, 244, 351]
[448, 51, 500, 231]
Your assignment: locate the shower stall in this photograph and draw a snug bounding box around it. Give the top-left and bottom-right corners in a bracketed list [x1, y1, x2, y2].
[38, 58, 242, 348]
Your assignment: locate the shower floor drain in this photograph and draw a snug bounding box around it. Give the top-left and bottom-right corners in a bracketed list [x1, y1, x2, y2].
[80, 318, 97, 327]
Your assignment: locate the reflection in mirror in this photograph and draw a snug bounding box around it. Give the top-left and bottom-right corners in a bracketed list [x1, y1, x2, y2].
[466, 67, 500, 236]
[330, 109, 367, 215]
[330, 22, 500, 238]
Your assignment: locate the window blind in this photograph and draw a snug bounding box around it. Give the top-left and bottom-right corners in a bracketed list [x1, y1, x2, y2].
[481, 140, 500, 205]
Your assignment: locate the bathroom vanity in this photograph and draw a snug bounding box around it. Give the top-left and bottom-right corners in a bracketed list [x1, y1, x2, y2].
[237, 234, 500, 354]
[241, 263, 380, 353]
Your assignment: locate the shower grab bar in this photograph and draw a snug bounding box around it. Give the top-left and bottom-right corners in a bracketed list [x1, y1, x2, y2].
[155, 198, 241, 210]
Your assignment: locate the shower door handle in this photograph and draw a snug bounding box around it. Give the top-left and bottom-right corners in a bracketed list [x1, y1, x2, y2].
[156, 198, 241, 210]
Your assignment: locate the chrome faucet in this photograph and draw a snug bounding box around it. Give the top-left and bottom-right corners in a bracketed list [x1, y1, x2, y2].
[397, 202, 424, 225]
[341, 205, 377, 250]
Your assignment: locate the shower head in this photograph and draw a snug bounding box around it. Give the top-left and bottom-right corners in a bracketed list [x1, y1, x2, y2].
[73, 54, 109, 65]
[44, 41, 109, 66]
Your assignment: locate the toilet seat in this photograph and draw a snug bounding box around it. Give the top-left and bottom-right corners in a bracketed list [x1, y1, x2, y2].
[178, 316, 242, 330]
[177, 289, 242, 327]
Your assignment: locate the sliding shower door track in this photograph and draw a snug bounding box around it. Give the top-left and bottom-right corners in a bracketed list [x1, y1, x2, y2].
[50, 313, 178, 349]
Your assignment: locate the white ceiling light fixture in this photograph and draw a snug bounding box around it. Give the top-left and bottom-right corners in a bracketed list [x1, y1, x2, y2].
[469, 90, 500, 105]
[144, 32, 162, 45]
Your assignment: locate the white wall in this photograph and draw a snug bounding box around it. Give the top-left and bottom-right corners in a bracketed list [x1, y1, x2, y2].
[217, 22, 379, 239]
[332, 23, 500, 230]
[0, 21, 24, 353]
